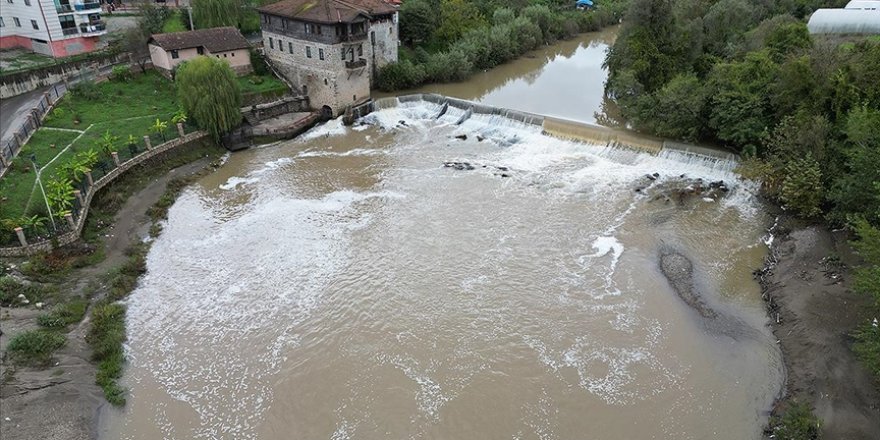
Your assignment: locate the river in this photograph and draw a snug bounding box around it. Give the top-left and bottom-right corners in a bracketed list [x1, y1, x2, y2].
[100, 27, 782, 439]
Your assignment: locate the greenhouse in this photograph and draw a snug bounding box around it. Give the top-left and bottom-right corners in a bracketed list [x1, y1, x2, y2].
[807, 9, 880, 34]
[844, 0, 880, 10]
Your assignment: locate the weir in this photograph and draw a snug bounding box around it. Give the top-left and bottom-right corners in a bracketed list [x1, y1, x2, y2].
[370, 94, 736, 161]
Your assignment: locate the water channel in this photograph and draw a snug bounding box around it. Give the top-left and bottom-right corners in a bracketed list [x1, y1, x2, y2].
[100, 27, 783, 439]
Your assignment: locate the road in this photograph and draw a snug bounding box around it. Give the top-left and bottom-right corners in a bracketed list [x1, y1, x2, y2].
[0, 86, 52, 145]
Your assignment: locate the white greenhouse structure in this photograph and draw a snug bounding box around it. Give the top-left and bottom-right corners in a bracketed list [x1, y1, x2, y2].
[807, 8, 880, 34]
[844, 1, 880, 10]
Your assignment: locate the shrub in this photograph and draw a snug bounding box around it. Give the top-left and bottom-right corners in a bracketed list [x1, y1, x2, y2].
[6, 330, 67, 366]
[770, 401, 821, 440]
[111, 65, 133, 82]
[87, 302, 127, 405]
[249, 49, 270, 76]
[780, 155, 823, 218]
[70, 80, 103, 101]
[376, 60, 426, 91]
[37, 298, 89, 329]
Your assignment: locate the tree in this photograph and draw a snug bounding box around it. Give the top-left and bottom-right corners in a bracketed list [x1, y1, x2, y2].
[780, 154, 823, 218]
[124, 26, 151, 74]
[176, 56, 242, 141]
[399, 0, 439, 45]
[434, 0, 487, 43]
[829, 106, 880, 225]
[636, 74, 707, 141]
[138, 2, 173, 34]
[192, 0, 241, 29]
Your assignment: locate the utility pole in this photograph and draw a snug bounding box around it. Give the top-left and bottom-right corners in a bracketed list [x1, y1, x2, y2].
[30, 155, 57, 232]
[188, 6, 194, 30]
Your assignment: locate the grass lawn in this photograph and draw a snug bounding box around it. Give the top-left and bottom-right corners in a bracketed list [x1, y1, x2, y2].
[0, 72, 181, 223]
[42, 71, 179, 129]
[238, 73, 289, 104]
[162, 11, 188, 33]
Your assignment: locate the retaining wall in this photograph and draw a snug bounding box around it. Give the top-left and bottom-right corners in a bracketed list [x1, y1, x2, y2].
[0, 52, 131, 99]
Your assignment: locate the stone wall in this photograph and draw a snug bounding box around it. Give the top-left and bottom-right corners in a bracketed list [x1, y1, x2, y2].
[241, 96, 310, 123]
[0, 52, 130, 99]
[0, 131, 209, 258]
[263, 29, 370, 117]
[369, 14, 399, 77]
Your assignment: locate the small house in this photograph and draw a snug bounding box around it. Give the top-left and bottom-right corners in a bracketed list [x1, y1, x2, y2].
[148, 27, 252, 78]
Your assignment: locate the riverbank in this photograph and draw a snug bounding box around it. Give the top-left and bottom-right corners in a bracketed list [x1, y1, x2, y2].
[0, 147, 223, 440]
[760, 218, 880, 438]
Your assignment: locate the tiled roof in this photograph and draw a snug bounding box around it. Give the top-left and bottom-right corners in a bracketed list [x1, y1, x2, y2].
[258, 0, 396, 24]
[149, 27, 250, 52]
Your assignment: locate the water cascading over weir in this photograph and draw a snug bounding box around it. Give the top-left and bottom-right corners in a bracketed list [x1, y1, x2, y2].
[370, 94, 737, 163]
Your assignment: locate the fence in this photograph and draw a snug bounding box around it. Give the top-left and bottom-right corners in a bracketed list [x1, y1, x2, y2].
[0, 128, 208, 256]
[0, 83, 69, 179]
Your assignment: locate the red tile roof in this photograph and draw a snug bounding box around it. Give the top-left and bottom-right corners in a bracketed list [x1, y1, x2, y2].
[258, 0, 396, 24]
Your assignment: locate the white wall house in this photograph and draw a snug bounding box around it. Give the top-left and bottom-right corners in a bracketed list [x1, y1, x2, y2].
[0, 0, 107, 57]
[258, 0, 399, 117]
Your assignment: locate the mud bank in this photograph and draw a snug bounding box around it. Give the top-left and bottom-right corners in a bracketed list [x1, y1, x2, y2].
[758, 220, 880, 438]
[0, 158, 215, 440]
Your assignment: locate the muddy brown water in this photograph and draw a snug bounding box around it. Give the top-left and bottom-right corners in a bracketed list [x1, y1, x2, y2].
[100, 28, 783, 439]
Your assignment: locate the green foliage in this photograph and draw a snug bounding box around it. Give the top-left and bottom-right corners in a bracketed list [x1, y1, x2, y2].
[829, 106, 880, 225]
[780, 154, 823, 218]
[138, 2, 174, 34]
[435, 0, 488, 42]
[770, 401, 821, 440]
[176, 56, 242, 141]
[151, 118, 169, 141]
[95, 129, 119, 157]
[192, 0, 240, 29]
[70, 80, 103, 101]
[111, 65, 133, 82]
[0, 276, 58, 307]
[249, 49, 270, 76]
[171, 108, 188, 124]
[399, 0, 439, 45]
[6, 330, 66, 367]
[37, 298, 89, 329]
[45, 176, 75, 216]
[376, 60, 427, 92]
[87, 302, 127, 405]
[634, 74, 706, 140]
[493, 7, 516, 25]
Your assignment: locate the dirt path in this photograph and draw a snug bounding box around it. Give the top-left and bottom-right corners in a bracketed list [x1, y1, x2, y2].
[0, 157, 212, 440]
[764, 224, 880, 438]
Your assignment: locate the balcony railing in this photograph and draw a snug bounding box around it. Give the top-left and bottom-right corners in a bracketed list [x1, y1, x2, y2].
[341, 33, 367, 42]
[56, 4, 74, 13]
[61, 27, 79, 36]
[74, 1, 101, 11]
[79, 21, 106, 34]
[345, 59, 367, 69]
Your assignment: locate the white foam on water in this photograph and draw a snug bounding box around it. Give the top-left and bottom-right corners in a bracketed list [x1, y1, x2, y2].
[300, 118, 348, 140]
[297, 148, 387, 158]
[218, 157, 294, 191]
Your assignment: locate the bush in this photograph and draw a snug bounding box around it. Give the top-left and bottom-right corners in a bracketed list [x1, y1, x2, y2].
[6, 330, 67, 366]
[70, 80, 103, 101]
[249, 49, 270, 76]
[376, 60, 426, 91]
[110, 65, 133, 82]
[37, 298, 89, 329]
[780, 155, 823, 217]
[770, 401, 821, 440]
[87, 302, 127, 405]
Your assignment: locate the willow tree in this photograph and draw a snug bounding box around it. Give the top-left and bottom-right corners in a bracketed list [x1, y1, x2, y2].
[191, 0, 240, 29]
[176, 56, 242, 141]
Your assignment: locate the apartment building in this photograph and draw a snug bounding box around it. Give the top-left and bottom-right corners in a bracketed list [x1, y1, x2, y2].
[0, 0, 107, 57]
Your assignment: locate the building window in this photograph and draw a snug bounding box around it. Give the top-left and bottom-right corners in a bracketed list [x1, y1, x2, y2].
[324, 78, 328, 85]
[171, 50, 179, 59]
[358, 44, 363, 57]
[31, 19, 38, 30]
[319, 48, 324, 60]
[306, 46, 311, 58]
[288, 42, 292, 52]
[231, 52, 234, 57]
[24, 0, 30, 5]
[304, 23, 321, 34]
[279, 41, 284, 52]
[13, 17, 21, 27]
[0, 17, 4, 27]
[197, 47, 204, 55]
[6, 0, 13, 4]
[269, 37, 274, 49]
[223, 53, 227, 58]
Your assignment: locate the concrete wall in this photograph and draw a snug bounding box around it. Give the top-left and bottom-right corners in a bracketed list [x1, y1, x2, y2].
[241, 95, 310, 123]
[0, 51, 129, 98]
[263, 29, 369, 116]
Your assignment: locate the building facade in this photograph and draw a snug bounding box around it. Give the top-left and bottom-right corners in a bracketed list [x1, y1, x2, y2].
[0, 0, 106, 57]
[148, 27, 253, 78]
[258, 0, 398, 117]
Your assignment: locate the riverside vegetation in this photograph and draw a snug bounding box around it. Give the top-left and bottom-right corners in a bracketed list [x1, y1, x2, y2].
[376, 0, 629, 91]
[604, 0, 880, 434]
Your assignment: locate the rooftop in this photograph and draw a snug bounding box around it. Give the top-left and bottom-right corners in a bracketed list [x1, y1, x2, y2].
[807, 9, 880, 34]
[258, 0, 396, 24]
[149, 27, 250, 53]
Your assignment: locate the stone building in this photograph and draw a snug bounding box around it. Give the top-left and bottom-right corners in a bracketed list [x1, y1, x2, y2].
[258, 0, 398, 117]
[148, 27, 252, 78]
